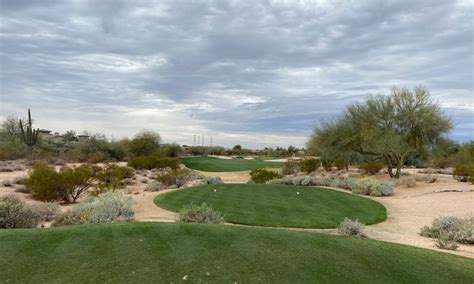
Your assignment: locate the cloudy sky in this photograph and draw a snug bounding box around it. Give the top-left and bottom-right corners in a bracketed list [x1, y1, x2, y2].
[0, 0, 472, 148]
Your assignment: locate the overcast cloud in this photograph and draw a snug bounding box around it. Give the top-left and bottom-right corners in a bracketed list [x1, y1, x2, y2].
[0, 0, 472, 148]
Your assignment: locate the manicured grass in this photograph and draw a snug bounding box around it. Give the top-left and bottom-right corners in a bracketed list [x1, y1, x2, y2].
[155, 184, 387, 228]
[181, 156, 283, 172]
[1, 222, 473, 283]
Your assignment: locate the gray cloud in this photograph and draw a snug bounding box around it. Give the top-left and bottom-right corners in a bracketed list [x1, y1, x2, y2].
[0, 0, 472, 148]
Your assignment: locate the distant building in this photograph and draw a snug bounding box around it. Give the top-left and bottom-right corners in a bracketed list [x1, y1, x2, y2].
[77, 134, 90, 142]
[38, 129, 53, 138]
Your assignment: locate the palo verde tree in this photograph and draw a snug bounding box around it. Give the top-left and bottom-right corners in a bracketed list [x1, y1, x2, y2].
[19, 109, 39, 154]
[307, 86, 452, 178]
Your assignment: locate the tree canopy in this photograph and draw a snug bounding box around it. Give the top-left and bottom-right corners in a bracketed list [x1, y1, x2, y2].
[307, 86, 452, 178]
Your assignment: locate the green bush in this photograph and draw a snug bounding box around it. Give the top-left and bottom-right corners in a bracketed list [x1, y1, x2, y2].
[453, 165, 470, 182]
[334, 160, 347, 170]
[300, 158, 320, 173]
[359, 162, 384, 175]
[337, 218, 366, 237]
[158, 168, 192, 188]
[95, 164, 134, 194]
[53, 192, 134, 226]
[250, 169, 282, 184]
[27, 164, 96, 203]
[178, 203, 224, 224]
[60, 165, 94, 202]
[281, 160, 300, 175]
[128, 156, 180, 170]
[26, 163, 65, 202]
[0, 195, 41, 228]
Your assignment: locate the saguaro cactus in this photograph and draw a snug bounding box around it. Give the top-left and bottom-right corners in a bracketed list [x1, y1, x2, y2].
[19, 109, 39, 153]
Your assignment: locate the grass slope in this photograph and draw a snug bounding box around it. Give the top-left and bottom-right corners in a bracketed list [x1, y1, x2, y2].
[181, 156, 283, 172]
[155, 184, 387, 228]
[1, 223, 473, 283]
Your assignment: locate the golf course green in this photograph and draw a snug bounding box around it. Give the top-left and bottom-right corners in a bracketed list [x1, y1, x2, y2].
[1, 222, 472, 283]
[181, 156, 283, 172]
[154, 184, 387, 228]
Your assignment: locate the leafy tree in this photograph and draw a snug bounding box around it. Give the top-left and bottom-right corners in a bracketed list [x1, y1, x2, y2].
[63, 130, 78, 142]
[307, 86, 452, 178]
[232, 145, 242, 155]
[1, 116, 22, 143]
[128, 130, 161, 157]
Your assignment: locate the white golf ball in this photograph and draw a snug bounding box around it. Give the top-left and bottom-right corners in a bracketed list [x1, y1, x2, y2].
[214, 189, 217, 192]
[297, 192, 300, 195]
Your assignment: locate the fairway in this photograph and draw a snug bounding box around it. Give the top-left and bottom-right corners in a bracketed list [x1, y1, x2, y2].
[154, 184, 387, 228]
[1, 223, 473, 283]
[181, 156, 283, 172]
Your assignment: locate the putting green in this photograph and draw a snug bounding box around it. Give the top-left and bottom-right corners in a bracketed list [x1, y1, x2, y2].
[181, 156, 283, 172]
[154, 184, 387, 228]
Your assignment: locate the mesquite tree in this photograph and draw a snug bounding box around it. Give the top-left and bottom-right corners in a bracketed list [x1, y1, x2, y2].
[19, 109, 39, 154]
[307, 86, 452, 178]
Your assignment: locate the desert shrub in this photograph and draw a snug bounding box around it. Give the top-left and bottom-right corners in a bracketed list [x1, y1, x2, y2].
[416, 175, 437, 183]
[2, 180, 12, 187]
[200, 176, 224, 185]
[420, 216, 473, 246]
[34, 202, 61, 222]
[337, 218, 366, 237]
[330, 178, 356, 190]
[311, 176, 334, 187]
[178, 203, 224, 224]
[60, 165, 95, 203]
[334, 160, 347, 170]
[145, 181, 166, 192]
[53, 192, 134, 226]
[95, 164, 134, 194]
[87, 152, 106, 164]
[300, 158, 320, 173]
[158, 168, 192, 188]
[359, 161, 384, 175]
[453, 165, 470, 182]
[128, 156, 180, 170]
[300, 176, 312, 186]
[352, 178, 394, 196]
[0, 195, 41, 228]
[370, 180, 395, 196]
[452, 217, 474, 244]
[250, 169, 282, 184]
[321, 159, 333, 172]
[395, 176, 416, 188]
[26, 163, 65, 202]
[351, 178, 374, 195]
[281, 160, 300, 175]
[435, 232, 459, 251]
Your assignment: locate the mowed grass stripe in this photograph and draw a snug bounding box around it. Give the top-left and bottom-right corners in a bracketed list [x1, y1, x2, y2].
[1, 223, 473, 283]
[155, 184, 387, 228]
[181, 156, 283, 172]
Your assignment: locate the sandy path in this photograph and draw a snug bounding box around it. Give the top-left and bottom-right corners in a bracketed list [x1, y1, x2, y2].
[196, 170, 251, 184]
[131, 189, 179, 222]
